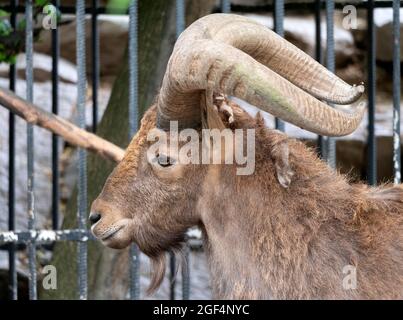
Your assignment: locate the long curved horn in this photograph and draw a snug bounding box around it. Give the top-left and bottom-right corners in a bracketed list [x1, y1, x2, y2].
[157, 14, 365, 136]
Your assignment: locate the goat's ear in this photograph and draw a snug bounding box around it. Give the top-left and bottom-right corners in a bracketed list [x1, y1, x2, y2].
[203, 93, 236, 129]
[255, 112, 266, 127]
[271, 138, 294, 188]
[206, 104, 226, 130]
[201, 91, 226, 130]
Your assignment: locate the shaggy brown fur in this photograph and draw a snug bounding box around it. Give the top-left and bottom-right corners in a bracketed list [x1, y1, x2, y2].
[91, 102, 403, 299]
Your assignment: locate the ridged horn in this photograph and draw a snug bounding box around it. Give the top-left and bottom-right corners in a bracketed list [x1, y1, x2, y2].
[157, 14, 365, 137]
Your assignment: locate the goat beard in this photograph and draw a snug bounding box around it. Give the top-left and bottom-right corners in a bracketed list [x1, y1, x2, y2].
[138, 228, 186, 296]
[147, 246, 186, 296]
[147, 252, 167, 295]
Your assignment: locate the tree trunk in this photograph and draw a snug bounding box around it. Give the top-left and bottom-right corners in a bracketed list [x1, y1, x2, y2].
[40, 0, 215, 300]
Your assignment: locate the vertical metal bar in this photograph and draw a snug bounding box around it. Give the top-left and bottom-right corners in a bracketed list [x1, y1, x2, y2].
[181, 242, 190, 300]
[274, 0, 285, 132]
[393, 0, 401, 184]
[169, 252, 176, 300]
[51, 0, 60, 230]
[221, 0, 231, 13]
[171, 0, 186, 300]
[129, 0, 138, 138]
[174, 0, 190, 301]
[8, 0, 18, 301]
[128, 0, 141, 300]
[315, 0, 327, 159]
[367, 0, 377, 185]
[274, 0, 284, 37]
[176, 0, 185, 39]
[326, 0, 336, 168]
[91, 0, 99, 133]
[315, 0, 323, 65]
[26, 0, 37, 300]
[76, 0, 88, 300]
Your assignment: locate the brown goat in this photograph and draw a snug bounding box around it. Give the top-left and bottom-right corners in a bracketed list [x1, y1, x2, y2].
[90, 101, 403, 299]
[88, 14, 402, 299]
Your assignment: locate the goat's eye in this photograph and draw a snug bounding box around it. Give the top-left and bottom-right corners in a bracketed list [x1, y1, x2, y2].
[156, 154, 175, 167]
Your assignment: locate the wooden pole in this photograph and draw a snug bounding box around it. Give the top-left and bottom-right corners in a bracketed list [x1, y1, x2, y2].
[0, 88, 125, 163]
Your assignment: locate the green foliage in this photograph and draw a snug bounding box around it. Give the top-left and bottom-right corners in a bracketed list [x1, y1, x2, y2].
[35, 0, 49, 6]
[0, 20, 11, 36]
[0, 17, 19, 64]
[106, 0, 131, 14]
[0, 1, 53, 64]
[0, 9, 10, 18]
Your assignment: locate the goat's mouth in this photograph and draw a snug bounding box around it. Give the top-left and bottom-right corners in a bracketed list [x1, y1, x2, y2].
[91, 217, 133, 249]
[100, 225, 124, 241]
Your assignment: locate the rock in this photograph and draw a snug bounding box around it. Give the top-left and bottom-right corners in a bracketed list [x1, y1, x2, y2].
[0, 54, 79, 233]
[0, 55, 75, 277]
[0, 52, 77, 83]
[0, 52, 112, 277]
[35, 15, 129, 79]
[375, 8, 403, 62]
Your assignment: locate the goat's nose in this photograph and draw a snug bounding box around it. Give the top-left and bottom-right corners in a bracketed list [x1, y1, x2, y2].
[89, 212, 101, 225]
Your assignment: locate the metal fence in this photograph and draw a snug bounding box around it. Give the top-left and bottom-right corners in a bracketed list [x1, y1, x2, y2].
[0, 0, 401, 300]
